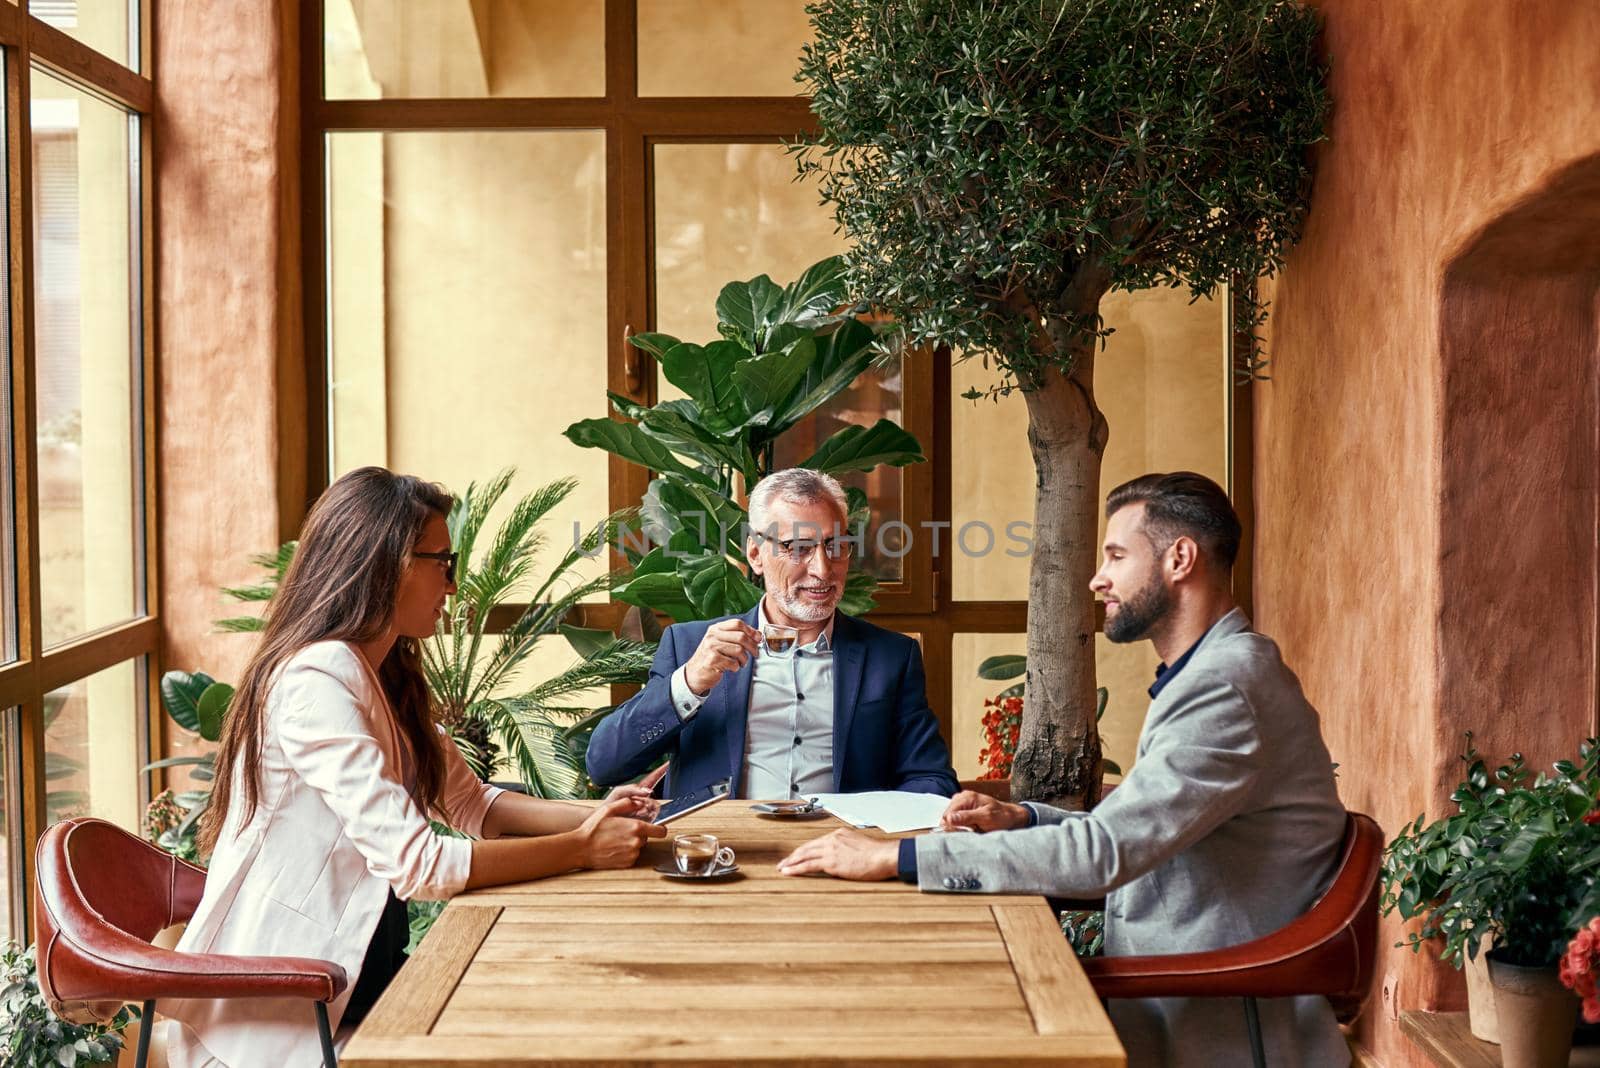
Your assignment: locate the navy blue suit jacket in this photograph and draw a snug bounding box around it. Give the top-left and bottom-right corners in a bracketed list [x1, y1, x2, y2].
[585, 607, 959, 799]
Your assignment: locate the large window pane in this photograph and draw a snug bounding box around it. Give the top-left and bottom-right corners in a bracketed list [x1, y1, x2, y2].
[29, 0, 134, 71]
[44, 658, 144, 831]
[638, 1, 812, 97]
[33, 69, 142, 648]
[326, 130, 610, 600]
[952, 286, 1229, 601]
[325, 0, 603, 99]
[649, 144, 910, 577]
[951, 633, 1153, 785]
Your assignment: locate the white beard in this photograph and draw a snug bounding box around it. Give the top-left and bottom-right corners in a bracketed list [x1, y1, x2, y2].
[775, 586, 838, 622]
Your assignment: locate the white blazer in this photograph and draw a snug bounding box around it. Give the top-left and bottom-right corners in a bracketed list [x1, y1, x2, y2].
[164, 641, 503, 1068]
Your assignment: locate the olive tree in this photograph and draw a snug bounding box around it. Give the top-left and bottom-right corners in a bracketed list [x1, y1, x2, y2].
[796, 0, 1328, 806]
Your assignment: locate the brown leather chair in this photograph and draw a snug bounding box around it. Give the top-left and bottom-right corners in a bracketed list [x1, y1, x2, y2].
[1081, 811, 1383, 1068]
[33, 818, 349, 1068]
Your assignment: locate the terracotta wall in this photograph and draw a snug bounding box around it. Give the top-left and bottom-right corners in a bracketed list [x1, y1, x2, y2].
[155, 0, 303, 689]
[1255, 2, 1600, 1064]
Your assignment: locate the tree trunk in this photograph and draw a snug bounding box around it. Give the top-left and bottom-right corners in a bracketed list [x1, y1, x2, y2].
[1013, 341, 1108, 809]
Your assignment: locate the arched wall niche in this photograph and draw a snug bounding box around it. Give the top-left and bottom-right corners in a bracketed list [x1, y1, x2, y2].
[1437, 154, 1600, 768]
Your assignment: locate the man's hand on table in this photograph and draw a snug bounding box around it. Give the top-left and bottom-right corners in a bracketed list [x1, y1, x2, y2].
[939, 790, 1031, 832]
[777, 829, 900, 881]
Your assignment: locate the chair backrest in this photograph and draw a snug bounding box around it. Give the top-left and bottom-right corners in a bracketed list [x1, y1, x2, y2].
[1081, 810, 1385, 1017]
[1318, 811, 1384, 1019]
[33, 817, 208, 1024]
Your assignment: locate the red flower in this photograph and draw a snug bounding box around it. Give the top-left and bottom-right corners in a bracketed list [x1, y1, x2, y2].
[1584, 808, 1600, 825]
[1563, 920, 1600, 1003]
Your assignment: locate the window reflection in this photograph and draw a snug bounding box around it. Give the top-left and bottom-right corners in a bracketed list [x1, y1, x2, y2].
[33, 68, 142, 648]
[43, 659, 143, 831]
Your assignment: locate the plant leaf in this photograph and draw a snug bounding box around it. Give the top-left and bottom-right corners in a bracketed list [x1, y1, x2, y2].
[563, 417, 701, 478]
[679, 554, 762, 618]
[773, 256, 848, 328]
[771, 318, 878, 430]
[730, 336, 818, 425]
[627, 331, 682, 361]
[612, 570, 699, 623]
[977, 654, 1027, 681]
[715, 273, 783, 349]
[160, 671, 216, 733]
[659, 340, 748, 427]
[836, 569, 879, 616]
[560, 624, 619, 660]
[196, 683, 234, 742]
[801, 418, 926, 474]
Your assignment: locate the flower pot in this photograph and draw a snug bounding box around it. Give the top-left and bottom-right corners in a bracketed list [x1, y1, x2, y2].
[1466, 935, 1500, 1043]
[1488, 950, 1580, 1068]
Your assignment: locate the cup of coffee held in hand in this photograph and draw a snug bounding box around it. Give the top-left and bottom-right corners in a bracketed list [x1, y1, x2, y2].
[673, 833, 735, 876]
[761, 623, 798, 655]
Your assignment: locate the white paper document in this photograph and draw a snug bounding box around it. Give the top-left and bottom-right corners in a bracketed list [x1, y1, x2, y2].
[809, 790, 953, 834]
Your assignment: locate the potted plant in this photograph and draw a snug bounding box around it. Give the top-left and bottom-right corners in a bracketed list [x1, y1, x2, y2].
[1385, 737, 1600, 1066]
[1382, 734, 1517, 1041]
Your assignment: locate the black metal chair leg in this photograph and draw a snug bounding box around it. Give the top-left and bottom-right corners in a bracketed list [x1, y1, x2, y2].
[1243, 996, 1266, 1068]
[314, 1001, 339, 1067]
[134, 999, 156, 1068]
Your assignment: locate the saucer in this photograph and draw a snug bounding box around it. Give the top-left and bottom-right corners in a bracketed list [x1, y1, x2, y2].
[654, 859, 742, 881]
[749, 801, 828, 819]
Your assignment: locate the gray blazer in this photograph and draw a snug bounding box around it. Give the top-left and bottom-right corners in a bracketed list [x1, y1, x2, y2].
[915, 609, 1349, 1068]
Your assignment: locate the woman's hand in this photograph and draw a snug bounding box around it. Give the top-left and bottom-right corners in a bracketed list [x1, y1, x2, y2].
[601, 762, 668, 820]
[576, 796, 666, 869]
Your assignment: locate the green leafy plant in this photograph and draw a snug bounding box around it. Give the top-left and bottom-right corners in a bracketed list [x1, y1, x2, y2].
[797, 0, 1328, 808]
[1, 942, 131, 1066]
[141, 548, 276, 862]
[141, 671, 233, 862]
[1384, 735, 1600, 969]
[214, 541, 296, 633]
[564, 256, 925, 623]
[422, 470, 654, 799]
[976, 655, 1120, 779]
[1061, 909, 1105, 958]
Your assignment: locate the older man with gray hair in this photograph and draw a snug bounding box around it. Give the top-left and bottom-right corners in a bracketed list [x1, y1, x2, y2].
[587, 468, 958, 802]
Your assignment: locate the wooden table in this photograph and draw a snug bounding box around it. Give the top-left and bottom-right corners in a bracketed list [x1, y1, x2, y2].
[343, 803, 1125, 1066]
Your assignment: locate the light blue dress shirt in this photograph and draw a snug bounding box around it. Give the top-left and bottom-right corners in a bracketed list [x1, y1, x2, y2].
[669, 602, 836, 798]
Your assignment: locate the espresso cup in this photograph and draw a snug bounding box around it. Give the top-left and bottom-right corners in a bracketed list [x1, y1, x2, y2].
[674, 833, 735, 876]
[761, 623, 798, 655]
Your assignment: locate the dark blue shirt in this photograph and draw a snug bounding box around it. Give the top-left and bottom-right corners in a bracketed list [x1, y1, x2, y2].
[898, 621, 1220, 884]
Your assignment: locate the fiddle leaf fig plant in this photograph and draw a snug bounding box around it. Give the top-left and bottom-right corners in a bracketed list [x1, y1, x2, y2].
[565, 256, 924, 622]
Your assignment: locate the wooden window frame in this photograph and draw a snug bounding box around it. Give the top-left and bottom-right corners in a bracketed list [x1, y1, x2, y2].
[0, 1, 159, 939]
[299, 0, 1252, 760]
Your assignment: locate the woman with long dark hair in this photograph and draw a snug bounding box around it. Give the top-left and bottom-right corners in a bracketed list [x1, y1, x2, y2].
[163, 467, 664, 1067]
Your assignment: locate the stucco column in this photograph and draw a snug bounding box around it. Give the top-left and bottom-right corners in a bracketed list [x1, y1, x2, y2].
[155, 0, 305, 688]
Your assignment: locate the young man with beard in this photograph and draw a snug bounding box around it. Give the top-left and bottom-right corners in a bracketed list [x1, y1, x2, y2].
[586, 468, 958, 802]
[777, 472, 1349, 1068]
